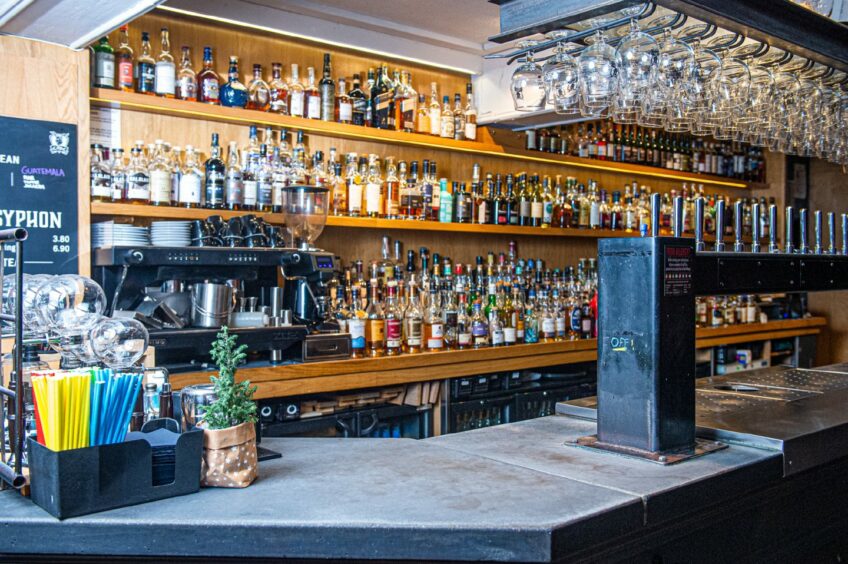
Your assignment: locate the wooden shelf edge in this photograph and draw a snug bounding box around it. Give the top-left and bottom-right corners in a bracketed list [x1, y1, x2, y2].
[90, 88, 750, 189]
[169, 318, 826, 397]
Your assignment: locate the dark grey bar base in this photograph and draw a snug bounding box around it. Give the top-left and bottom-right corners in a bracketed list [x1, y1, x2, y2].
[1, 415, 846, 562]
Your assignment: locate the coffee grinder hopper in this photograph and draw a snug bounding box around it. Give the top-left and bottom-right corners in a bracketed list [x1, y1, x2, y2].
[282, 185, 329, 251]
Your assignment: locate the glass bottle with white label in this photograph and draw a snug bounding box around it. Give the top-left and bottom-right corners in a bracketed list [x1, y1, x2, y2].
[178, 146, 203, 208]
[126, 147, 150, 204]
[455, 293, 472, 349]
[149, 140, 172, 206]
[154, 28, 176, 98]
[304, 67, 321, 120]
[247, 64, 270, 111]
[335, 78, 352, 124]
[424, 288, 444, 351]
[364, 154, 384, 218]
[90, 144, 112, 202]
[345, 154, 364, 217]
[384, 281, 402, 356]
[109, 148, 127, 202]
[256, 144, 273, 212]
[176, 46, 197, 101]
[428, 82, 441, 136]
[365, 279, 385, 357]
[169, 146, 182, 203]
[204, 134, 225, 209]
[403, 277, 423, 354]
[92, 37, 115, 89]
[225, 142, 243, 211]
[463, 82, 477, 141]
[348, 286, 367, 359]
[287, 64, 305, 118]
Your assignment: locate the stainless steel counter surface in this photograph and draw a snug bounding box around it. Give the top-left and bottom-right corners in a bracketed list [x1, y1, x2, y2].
[0, 436, 644, 562]
[427, 415, 783, 526]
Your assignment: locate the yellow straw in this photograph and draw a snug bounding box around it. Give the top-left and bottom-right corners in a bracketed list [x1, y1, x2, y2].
[31, 376, 47, 447]
[80, 376, 90, 449]
[47, 376, 60, 451]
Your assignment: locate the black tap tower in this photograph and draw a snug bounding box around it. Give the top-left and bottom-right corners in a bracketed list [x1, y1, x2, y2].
[572, 197, 848, 463]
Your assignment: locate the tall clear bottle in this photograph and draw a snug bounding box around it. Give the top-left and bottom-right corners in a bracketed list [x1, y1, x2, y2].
[178, 146, 203, 208]
[364, 154, 384, 218]
[176, 46, 197, 101]
[109, 148, 127, 202]
[256, 144, 273, 212]
[247, 64, 270, 111]
[305, 66, 321, 120]
[463, 83, 477, 141]
[439, 95, 454, 138]
[404, 278, 424, 354]
[90, 144, 112, 202]
[225, 141, 243, 210]
[154, 27, 176, 98]
[349, 286, 367, 359]
[288, 64, 305, 118]
[268, 63, 288, 114]
[423, 288, 444, 351]
[148, 140, 171, 206]
[428, 82, 441, 136]
[384, 281, 403, 356]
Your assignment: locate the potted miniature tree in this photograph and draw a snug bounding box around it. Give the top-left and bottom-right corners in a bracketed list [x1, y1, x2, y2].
[200, 327, 258, 488]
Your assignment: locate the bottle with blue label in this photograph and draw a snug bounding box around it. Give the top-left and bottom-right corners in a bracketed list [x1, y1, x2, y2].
[524, 290, 539, 344]
[348, 286, 367, 358]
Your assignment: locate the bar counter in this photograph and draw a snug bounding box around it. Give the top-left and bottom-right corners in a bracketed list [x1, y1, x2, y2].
[4, 414, 846, 562]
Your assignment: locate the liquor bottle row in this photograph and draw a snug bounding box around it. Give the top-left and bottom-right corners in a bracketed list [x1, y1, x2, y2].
[90, 27, 478, 140]
[695, 295, 768, 329]
[90, 125, 772, 237]
[330, 239, 598, 357]
[524, 121, 766, 182]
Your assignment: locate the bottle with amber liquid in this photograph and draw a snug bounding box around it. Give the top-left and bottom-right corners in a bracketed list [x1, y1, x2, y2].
[403, 277, 423, 353]
[365, 279, 385, 357]
[197, 47, 220, 104]
[247, 64, 270, 111]
[268, 63, 288, 114]
[116, 26, 134, 91]
[423, 288, 444, 351]
[384, 281, 403, 356]
[176, 46, 197, 101]
[335, 78, 352, 124]
[154, 28, 175, 98]
[348, 286, 367, 358]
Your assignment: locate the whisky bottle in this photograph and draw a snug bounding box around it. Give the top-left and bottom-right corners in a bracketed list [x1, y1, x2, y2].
[176, 46, 197, 101]
[439, 95, 454, 138]
[365, 280, 386, 357]
[455, 293, 472, 349]
[349, 286, 367, 358]
[90, 144, 112, 202]
[518, 173, 532, 226]
[224, 142, 243, 210]
[116, 26, 133, 91]
[452, 93, 465, 141]
[92, 37, 115, 89]
[149, 140, 172, 206]
[438, 178, 453, 223]
[384, 281, 403, 356]
[126, 147, 150, 204]
[345, 154, 364, 217]
[470, 302, 489, 348]
[197, 47, 220, 104]
[371, 64, 395, 129]
[364, 154, 384, 218]
[176, 145, 202, 208]
[304, 66, 321, 119]
[220, 56, 248, 108]
[154, 28, 175, 98]
[395, 71, 417, 132]
[399, 160, 421, 219]
[404, 279, 424, 354]
[241, 149, 258, 212]
[330, 161, 347, 216]
[348, 73, 367, 126]
[428, 82, 441, 136]
[268, 63, 288, 114]
[247, 64, 271, 111]
[530, 175, 544, 227]
[108, 148, 127, 202]
[204, 134, 225, 209]
[416, 93, 430, 134]
[505, 174, 519, 226]
[384, 157, 400, 219]
[364, 68, 376, 126]
[423, 288, 444, 351]
[135, 31, 155, 95]
[256, 144, 273, 212]
[287, 64, 305, 117]
[541, 176, 554, 228]
[463, 83, 477, 141]
[318, 53, 335, 122]
[335, 78, 352, 123]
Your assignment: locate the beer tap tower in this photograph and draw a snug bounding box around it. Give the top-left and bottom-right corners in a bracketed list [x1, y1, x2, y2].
[570, 196, 848, 463]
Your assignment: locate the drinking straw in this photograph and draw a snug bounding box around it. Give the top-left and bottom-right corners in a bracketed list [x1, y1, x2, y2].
[112, 373, 141, 444]
[31, 376, 46, 445]
[47, 376, 60, 452]
[90, 380, 103, 446]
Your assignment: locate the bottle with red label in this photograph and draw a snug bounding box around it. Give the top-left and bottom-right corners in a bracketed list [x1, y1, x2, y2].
[365, 279, 386, 357]
[384, 281, 403, 356]
[116, 26, 134, 91]
[197, 47, 220, 104]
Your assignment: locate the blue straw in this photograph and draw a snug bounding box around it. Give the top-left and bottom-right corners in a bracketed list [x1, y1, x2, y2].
[113, 373, 141, 444]
[90, 380, 103, 446]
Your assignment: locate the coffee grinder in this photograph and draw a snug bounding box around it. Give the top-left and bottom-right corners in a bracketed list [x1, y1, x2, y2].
[279, 185, 339, 332]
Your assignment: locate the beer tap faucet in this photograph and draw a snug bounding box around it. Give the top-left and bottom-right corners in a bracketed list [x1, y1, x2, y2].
[814, 210, 823, 254]
[714, 199, 726, 252]
[695, 197, 705, 252]
[798, 208, 809, 254]
[751, 202, 761, 253]
[769, 205, 780, 253]
[651, 193, 661, 238]
[673, 196, 684, 238]
[785, 207, 795, 254]
[733, 200, 744, 252]
[842, 213, 847, 256]
[827, 212, 836, 255]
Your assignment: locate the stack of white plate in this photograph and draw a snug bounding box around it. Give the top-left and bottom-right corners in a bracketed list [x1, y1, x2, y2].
[92, 222, 150, 248]
[150, 221, 192, 247]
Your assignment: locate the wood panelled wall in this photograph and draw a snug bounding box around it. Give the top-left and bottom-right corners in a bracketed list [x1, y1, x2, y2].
[0, 35, 90, 274]
[101, 9, 785, 272]
[807, 159, 848, 364]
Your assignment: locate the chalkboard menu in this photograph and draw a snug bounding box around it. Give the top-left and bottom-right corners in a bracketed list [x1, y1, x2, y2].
[0, 116, 78, 276]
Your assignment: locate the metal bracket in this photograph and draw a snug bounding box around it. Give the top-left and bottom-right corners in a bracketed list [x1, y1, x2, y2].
[566, 434, 727, 464]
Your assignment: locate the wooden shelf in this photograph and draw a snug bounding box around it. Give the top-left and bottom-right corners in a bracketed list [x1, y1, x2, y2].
[168, 317, 826, 399]
[90, 88, 750, 189]
[90, 202, 748, 242]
